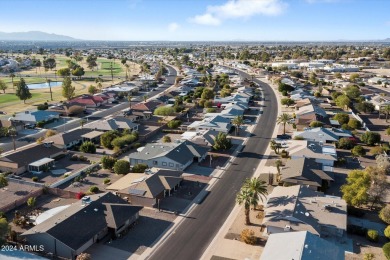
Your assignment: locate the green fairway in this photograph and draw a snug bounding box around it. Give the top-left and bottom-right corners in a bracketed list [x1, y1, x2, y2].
[0, 93, 43, 104]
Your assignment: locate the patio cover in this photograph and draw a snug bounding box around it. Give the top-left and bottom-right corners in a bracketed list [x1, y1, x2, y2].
[29, 158, 54, 167]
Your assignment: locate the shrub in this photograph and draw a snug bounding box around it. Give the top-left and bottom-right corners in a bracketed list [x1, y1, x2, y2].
[352, 145, 366, 157]
[162, 135, 171, 143]
[45, 129, 57, 138]
[80, 141, 96, 154]
[370, 146, 384, 156]
[240, 229, 256, 245]
[294, 136, 304, 140]
[387, 127, 390, 136]
[361, 132, 381, 146]
[101, 156, 117, 169]
[76, 192, 85, 200]
[113, 160, 130, 175]
[78, 155, 88, 162]
[70, 154, 79, 161]
[334, 113, 350, 125]
[36, 121, 45, 128]
[383, 242, 390, 259]
[32, 176, 38, 182]
[363, 253, 375, 260]
[89, 186, 99, 193]
[206, 108, 217, 113]
[385, 225, 390, 239]
[310, 121, 323, 128]
[36, 136, 45, 144]
[341, 123, 352, 130]
[337, 137, 356, 149]
[380, 205, 390, 224]
[167, 120, 181, 129]
[348, 119, 362, 130]
[132, 142, 142, 149]
[103, 178, 111, 184]
[132, 163, 148, 173]
[367, 229, 379, 243]
[37, 103, 48, 110]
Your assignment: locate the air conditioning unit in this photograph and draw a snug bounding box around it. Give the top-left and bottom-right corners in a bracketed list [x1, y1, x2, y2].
[284, 225, 291, 231]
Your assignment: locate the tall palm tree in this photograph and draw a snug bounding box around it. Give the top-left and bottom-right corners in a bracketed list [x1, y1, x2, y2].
[382, 105, 390, 122]
[236, 188, 257, 225]
[232, 115, 244, 136]
[243, 177, 268, 209]
[127, 95, 133, 109]
[10, 73, 15, 89]
[124, 64, 130, 81]
[143, 95, 148, 102]
[46, 78, 53, 101]
[277, 113, 292, 135]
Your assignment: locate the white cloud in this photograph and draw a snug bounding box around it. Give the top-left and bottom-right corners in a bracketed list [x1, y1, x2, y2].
[168, 22, 180, 32]
[189, 0, 287, 26]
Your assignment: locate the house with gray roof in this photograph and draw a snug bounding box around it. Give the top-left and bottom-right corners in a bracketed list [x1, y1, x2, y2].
[261, 231, 345, 260]
[85, 117, 139, 132]
[22, 193, 142, 260]
[293, 127, 352, 143]
[188, 115, 232, 133]
[129, 140, 209, 171]
[45, 128, 92, 149]
[280, 157, 334, 190]
[287, 140, 337, 167]
[262, 185, 347, 238]
[11, 110, 60, 124]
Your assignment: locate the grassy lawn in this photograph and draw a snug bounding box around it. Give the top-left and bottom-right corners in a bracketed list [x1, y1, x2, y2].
[0, 93, 43, 105]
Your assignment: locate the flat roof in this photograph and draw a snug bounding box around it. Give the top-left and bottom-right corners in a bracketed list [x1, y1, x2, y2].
[81, 130, 104, 139]
[106, 173, 148, 191]
[29, 158, 54, 167]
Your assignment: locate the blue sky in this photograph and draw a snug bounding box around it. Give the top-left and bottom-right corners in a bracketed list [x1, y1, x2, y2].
[0, 0, 389, 41]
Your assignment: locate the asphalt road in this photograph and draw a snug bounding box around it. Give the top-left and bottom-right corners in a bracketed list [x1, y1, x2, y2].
[0, 65, 177, 152]
[148, 71, 278, 260]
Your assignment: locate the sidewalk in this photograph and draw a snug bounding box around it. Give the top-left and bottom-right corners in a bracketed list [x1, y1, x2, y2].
[200, 76, 282, 260]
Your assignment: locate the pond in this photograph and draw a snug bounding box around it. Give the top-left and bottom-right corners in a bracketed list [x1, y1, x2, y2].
[27, 81, 62, 89]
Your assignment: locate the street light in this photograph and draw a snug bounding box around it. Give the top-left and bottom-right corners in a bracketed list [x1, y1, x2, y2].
[8, 126, 17, 151]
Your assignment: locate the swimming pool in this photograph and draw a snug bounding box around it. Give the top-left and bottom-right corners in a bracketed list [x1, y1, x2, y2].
[27, 81, 62, 89]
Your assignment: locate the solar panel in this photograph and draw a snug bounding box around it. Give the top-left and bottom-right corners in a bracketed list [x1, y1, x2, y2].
[129, 189, 146, 196]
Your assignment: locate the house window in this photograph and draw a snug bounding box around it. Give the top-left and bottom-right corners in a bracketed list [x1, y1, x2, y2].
[153, 161, 158, 165]
[169, 162, 174, 167]
[162, 162, 167, 166]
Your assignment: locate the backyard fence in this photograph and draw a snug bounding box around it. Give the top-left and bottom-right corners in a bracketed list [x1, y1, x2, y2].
[0, 188, 43, 213]
[47, 187, 79, 199]
[49, 163, 99, 188]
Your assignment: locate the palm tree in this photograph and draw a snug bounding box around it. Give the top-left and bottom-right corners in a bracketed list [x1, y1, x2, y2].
[143, 95, 148, 102]
[382, 105, 390, 122]
[46, 78, 53, 101]
[10, 73, 15, 89]
[124, 64, 130, 81]
[127, 95, 133, 109]
[243, 177, 268, 210]
[236, 188, 257, 225]
[277, 113, 292, 135]
[80, 119, 86, 128]
[275, 160, 283, 182]
[232, 115, 244, 136]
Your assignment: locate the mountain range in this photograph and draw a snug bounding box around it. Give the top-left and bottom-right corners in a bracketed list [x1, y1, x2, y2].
[0, 31, 78, 41]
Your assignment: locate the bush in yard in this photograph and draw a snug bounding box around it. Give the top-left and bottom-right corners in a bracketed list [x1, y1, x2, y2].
[206, 107, 217, 113]
[78, 155, 88, 162]
[32, 176, 38, 182]
[240, 229, 257, 245]
[100, 130, 120, 149]
[334, 113, 350, 125]
[70, 154, 79, 161]
[36, 121, 45, 128]
[113, 160, 130, 175]
[80, 141, 96, 154]
[309, 121, 323, 128]
[387, 127, 390, 136]
[76, 192, 85, 200]
[352, 145, 366, 157]
[363, 253, 375, 260]
[337, 137, 356, 149]
[167, 120, 181, 129]
[132, 142, 142, 149]
[380, 205, 390, 224]
[213, 132, 232, 151]
[36, 136, 45, 144]
[348, 119, 362, 130]
[341, 123, 352, 130]
[385, 225, 390, 239]
[103, 178, 111, 184]
[45, 129, 57, 138]
[370, 146, 384, 156]
[89, 186, 99, 193]
[367, 229, 379, 242]
[162, 135, 171, 143]
[101, 156, 117, 169]
[132, 163, 148, 173]
[361, 132, 381, 146]
[384, 243, 390, 259]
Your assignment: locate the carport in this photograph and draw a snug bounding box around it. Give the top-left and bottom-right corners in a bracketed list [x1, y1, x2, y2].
[28, 158, 55, 173]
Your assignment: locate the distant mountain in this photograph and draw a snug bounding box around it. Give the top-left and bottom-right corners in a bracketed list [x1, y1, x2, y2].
[0, 31, 79, 41]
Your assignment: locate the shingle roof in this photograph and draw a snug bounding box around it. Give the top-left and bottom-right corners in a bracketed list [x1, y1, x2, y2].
[46, 128, 91, 146]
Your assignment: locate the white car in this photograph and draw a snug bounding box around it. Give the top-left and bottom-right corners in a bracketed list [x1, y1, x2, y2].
[243, 119, 251, 124]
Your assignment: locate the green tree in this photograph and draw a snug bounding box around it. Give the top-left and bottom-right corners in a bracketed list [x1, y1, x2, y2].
[236, 188, 257, 225]
[331, 91, 343, 100]
[15, 78, 32, 104]
[101, 156, 117, 169]
[162, 135, 171, 143]
[0, 175, 8, 188]
[380, 105, 390, 122]
[310, 121, 324, 128]
[213, 132, 232, 151]
[80, 141, 96, 154]
[0, 79, 7, 94]
[167, 120, 181, 129]
[361, 131, 381, 146]
[27, 197, 36, 208]
[132, 163, 148, 173]
[337, 137, 355, 149]
[380, 205, 390, 224]
[333, 113, 350, 125]
[88, 85, 97, 95]
[72, 66, 85, 79]
[335, 95, 351, 110]
[385, 225, 390, 239]
[349, 73, 360, 83]
[232, 115, 244, 136]
[355, 102, 375, 113]
[100, 130, 120, 149]
[348, 118, 362, 129]
[154, 106, 175, 116]
[43, 57, 56, 70]
[345, 85, 361, 99]
[383, 242, 390, 260]
[201, 88, 214, 100]
[113, 160, 130, 175]
[0, 218, 9, 245]
[277, 113, 292, 135]
[352, 145, 366, 157]
[243, 177, 268, 209]
[281, 98, 295, 107]
[57, 68, 71, 77]
[341, 169, 371, 207]
[62, 77, 76, 100]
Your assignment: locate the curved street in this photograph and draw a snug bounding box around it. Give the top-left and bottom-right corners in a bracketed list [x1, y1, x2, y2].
[147, 70, 278, 260]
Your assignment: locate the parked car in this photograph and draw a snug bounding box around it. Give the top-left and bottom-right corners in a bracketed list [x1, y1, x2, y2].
[276, 134, 291, 140]
[243, 119, 251, 124]
[111, 100, 119, 104]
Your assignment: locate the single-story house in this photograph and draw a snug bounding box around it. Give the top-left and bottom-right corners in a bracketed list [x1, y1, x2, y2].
[45, 128, 92, 149]
[0, 143, 64, 174]
[262, 185, 347, 237]
[287, 140, 337, 167]
[22, 193, 142, 260]
[85, 117, 139, 132]
[68, 94, 108, 108]
[129, 140, 209, 171]
[261, 231, 345, 260]
[11, 110, 60, 124]
[369, 95, 390, 111]
[295, 103, 327, 125]
[188, 115, 232, 133]
[116, 169, 182, 208]
[182, 129, 220, 148]
[293, 127, 352, 143]
[280, 157, 334, 190]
